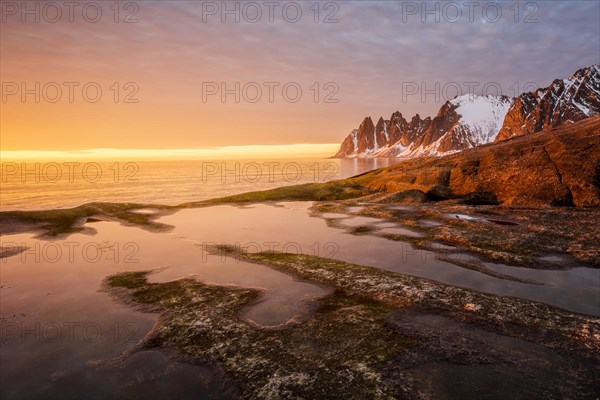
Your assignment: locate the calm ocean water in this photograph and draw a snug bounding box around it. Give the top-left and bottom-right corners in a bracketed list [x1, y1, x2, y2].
[0, 158, 401, 211]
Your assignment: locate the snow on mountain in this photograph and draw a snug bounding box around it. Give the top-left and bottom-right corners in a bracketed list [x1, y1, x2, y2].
[334, 94, 512, 158]
[496, 64, 600, 141]
[449, 95, 512, 146]
[334, 64, 600, 158]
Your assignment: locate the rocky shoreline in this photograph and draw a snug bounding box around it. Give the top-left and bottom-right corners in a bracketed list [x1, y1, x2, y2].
[103, 248, 600, 399]
[2, 116, 599, 398]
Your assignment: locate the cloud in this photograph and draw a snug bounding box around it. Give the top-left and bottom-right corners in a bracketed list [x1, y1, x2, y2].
[2, 0, 598, 149]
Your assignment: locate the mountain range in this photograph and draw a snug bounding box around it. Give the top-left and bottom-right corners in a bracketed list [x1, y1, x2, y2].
[334, 64, 600, 158]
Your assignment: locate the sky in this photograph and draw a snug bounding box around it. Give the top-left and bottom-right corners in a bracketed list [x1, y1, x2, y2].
[1, 0, 599, 157]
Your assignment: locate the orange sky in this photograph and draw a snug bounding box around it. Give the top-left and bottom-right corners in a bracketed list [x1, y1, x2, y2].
[1, 1, 598, 156]
[0, 2, 357, 154]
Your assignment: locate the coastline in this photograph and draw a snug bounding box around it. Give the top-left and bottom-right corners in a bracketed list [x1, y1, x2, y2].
[2, 116, 599, 398]
[101, 251, 600, 398]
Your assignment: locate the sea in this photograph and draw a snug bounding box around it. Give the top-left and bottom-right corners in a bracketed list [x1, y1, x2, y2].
[2, 157, 599, 399]
[0, 158, 401, 211]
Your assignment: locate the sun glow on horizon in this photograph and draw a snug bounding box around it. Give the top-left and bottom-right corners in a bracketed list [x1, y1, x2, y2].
[0, 143, 341, 161]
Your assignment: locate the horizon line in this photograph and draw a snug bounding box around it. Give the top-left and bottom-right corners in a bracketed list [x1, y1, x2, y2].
[0, 143, 341, 161]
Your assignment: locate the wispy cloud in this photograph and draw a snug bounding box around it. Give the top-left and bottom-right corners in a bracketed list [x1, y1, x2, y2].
[1, 1, 598, 150]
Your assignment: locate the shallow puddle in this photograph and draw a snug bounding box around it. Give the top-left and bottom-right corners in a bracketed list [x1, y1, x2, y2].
[346, 206, 365, 213]
[536, 253, 582, 268]
[377, 227, 426, 238]
[129, 208, 161, 215]
[157, 202, 599, 316]
[483, 262, 600, 315]
[337, 216, 384, 227]
[387, 205, 416, 212]
[148, 252, 330, 327]
[1, 201, 598, 399]
[375, 222, 399, 228]
[2, 349, 229, 400]
[418, 219, 444, 227]
[428, 242, 459, 251]
[0, 217, 330, 399]
[0, 226, 223, 399]
[389, 311, 577, 399]
[320, 213, 350, 219]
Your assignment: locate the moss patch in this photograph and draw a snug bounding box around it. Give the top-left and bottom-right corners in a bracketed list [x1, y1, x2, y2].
[106, 251, 600, 398]
[1, 183, 369, 238]
[350, 225, 375, 234]
[105, 271, 414, 399]
[181, 182, 368, 207]
[0, 202, 174, 238]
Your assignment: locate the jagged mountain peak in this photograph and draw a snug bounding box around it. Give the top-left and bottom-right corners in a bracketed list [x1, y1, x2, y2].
[360, 116, 373, 125]
[495, 64, 599, 142]
[334, 64, 600, 158]
[335, 93, 512, 158]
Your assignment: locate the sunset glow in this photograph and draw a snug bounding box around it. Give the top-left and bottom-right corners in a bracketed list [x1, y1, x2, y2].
[0, 143, 341, 160]
[1, 2, 599, 399]
[2, 1, 598, 153]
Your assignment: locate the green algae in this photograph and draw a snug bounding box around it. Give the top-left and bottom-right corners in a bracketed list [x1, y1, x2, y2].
[105, 270, 413, 399]
[1, 202, 174, 237]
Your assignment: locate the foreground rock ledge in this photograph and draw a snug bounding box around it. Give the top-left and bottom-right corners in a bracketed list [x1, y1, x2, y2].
[105, 251, 600, 399]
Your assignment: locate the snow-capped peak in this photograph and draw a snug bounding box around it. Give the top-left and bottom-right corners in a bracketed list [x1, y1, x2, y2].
[334, 64, 600, 158]
[449, 94, 512, 145]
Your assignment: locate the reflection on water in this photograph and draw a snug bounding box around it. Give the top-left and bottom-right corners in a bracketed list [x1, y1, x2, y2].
[335, 216, 383, 227]
[0, 226, 221, 399]
[1, 200, 598, 399]
[148, 253, 330, 328]
[376, 227, 426, 238]
[158, 202, 600, 316]
[0, 158, 402, 211]
[3, 349, 228, 400]
[0, 212, 331, 399]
